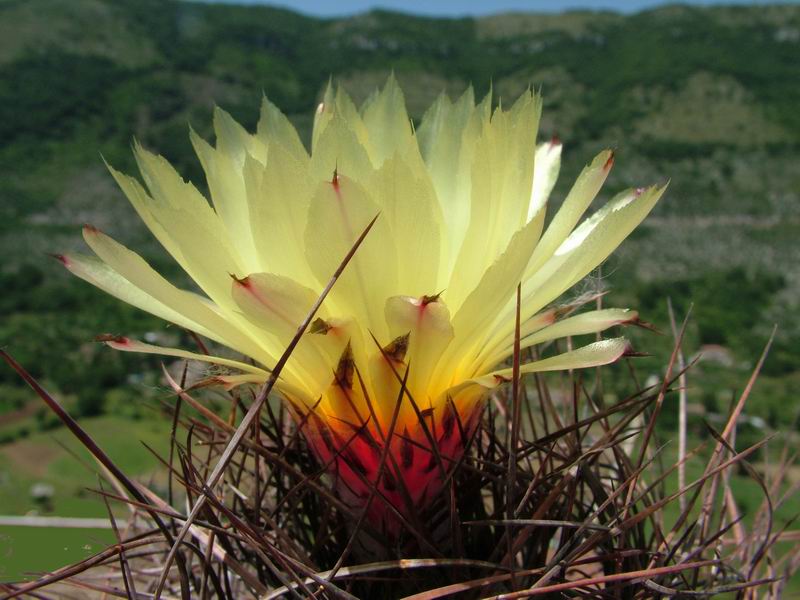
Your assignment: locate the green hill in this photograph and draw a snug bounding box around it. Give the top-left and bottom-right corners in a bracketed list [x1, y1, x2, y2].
[1, 0, 799, 430]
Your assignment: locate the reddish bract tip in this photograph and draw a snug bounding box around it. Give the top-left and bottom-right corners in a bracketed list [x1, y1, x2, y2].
[553, 304, 574, 320]
[95, 334, 129, 345]
[334, 343, 354, 389]
[493, 374, 511, 385]
[550, 134, 561, 147]
[49, 253, 69, 267]
[631, 318, 662, 334]
[331, 166, 340, 191]
[229, 272, 250, 287]
[383, 333, 409, 364]
[83, 223, 101, 235]
[543, 309, 559, 325]
[604, 151, 615, 170]
[622, 343, 650, 358]
[309, 317, 332, 335]
[420, 291, 443, 306]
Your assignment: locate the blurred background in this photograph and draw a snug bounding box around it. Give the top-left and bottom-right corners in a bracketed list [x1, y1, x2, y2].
[0, 0, 798, 582]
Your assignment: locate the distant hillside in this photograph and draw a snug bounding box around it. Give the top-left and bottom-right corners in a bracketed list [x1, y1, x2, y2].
[1, 0, 799, 425]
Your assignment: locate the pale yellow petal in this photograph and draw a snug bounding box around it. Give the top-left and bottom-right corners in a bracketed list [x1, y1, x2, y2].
[416, 87, 484, 279]
[482, 308, 637, 370]
[243, 145, 316, 284]
[361, 74, 413, 166]
[132, 142, 244, 306]
[304, 175, 398, 339]
[384, 294, 455, 411]
[447, 91, 541, 305]
[105, 164, 186, 271]
[527, 138, 562, 222]
[103, 336, 270, 377]
[524, 184, 666, 317]
[311, 81, 335, 153]
[473, 337, 629, 387]
[81, 226, 271, 365]
[231, 272, 320, 340]
[526, 149, 614, 275]
[190, 128, 259, 272]
[435, 215, 544, 386]
[365, 155, 441, 297]
[60, 253, 216, 341]
[301, 316, 365, 400]
[308, 110, 374, 185]
[335, 85, 373, 155]
[472, 308, 557, 373]
[256, 95, 308, 163]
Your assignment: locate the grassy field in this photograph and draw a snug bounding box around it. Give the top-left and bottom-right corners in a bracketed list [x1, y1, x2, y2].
[0, 415, 172, 581]
[0, 415, 172, 516]
[0, 526, 115, 583]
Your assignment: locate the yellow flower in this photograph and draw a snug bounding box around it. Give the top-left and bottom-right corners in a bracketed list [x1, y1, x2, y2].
[62, 77, 664, 528]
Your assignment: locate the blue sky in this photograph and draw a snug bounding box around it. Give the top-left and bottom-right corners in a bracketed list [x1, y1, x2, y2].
[202, 0, 798, 17]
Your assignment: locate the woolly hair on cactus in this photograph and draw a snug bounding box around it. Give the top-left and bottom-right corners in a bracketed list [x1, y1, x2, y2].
[60, 76, 665, 533]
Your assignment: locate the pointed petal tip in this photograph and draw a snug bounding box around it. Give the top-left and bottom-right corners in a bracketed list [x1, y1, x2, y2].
[617, 309, 639, 324]
[334, 342, 355, 389]
[49, 253, 70, 268]
[604, 150, 615, 170]
[308, 317, 332, 335]
[493, 373, 511, 385]
[95, 334, 131, 348]
[622, 347, 651, 358]
[331, 166, 340, 190]
[383, 332, 410, 363]
[229, 272, 250, 287]
[631, 317, 663, 335]
[421, 290, 444, 306]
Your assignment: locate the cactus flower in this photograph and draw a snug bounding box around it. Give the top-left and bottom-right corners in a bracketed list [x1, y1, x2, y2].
[62, 78, 664, 532]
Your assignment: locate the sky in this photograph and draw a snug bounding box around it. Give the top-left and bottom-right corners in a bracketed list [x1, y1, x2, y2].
[202, 0, 798, 18]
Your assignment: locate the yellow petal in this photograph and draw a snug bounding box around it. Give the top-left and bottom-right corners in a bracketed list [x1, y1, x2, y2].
[437, 214, 544, 385]
[525, 184, 667, 316]
[365, 155, 441, 297]
[242, 144, 316, 284]
[60, 253, 215, 342]
[526, 149, 614, 275]
[384, 294, 455, 412]
[132, 142, 244, 307]
[103, 336, 270, 377]
[473, 337, 629, 387]
[483, 308, 638, 369]
[302, 316, 366, 400]
[447, 91, 541, 305]
[231, 272, 320, 340]
[304, 175, 397, 339]
[80, 226, 272, 364]
[213, 105, 264, 164]
[190, 127, 259, 272]
[361, 74, 413, 166]
[417, 87, 488, 279]
[311, 80, 335, 153]
[527, 138, 562, 222]
[309, 106, 373, 185]
[472, 308, 557, 373]
[256, 95, 308, 163]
